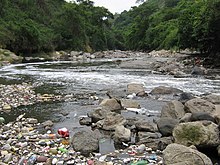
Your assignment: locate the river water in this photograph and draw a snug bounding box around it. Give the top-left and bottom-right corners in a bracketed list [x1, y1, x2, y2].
[0, 57, 220, 130]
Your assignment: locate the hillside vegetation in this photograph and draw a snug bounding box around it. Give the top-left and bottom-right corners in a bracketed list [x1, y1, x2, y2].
[0, 0, 219, 57]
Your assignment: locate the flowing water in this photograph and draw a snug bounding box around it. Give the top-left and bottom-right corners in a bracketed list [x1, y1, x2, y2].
[1, 58, 220, 126]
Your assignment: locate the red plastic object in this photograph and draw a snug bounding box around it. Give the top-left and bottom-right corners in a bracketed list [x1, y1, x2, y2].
[57, 127, 69, 138]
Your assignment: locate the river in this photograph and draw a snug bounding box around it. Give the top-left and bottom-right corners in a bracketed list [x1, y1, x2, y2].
[0, 57, 220, 130]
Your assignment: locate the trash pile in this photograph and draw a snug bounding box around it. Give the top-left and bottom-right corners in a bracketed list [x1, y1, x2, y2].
[0, 83, 62, 112]
[0, 114, 164, 164]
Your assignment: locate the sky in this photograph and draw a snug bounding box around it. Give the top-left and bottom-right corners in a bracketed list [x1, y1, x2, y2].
[93, 0, 138, 13]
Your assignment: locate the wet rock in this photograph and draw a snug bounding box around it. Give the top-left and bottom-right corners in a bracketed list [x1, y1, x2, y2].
[156, 118, 179, 137]
[178, 92, 195, 103]
[173, 121, 220, 147]
[113, 125, 131, 143]
[79, 117, 92, 126]
[150, 86, 183, 95]
[163, 143, 213, 165]
[72, 130, 99, 156]
[96, 112, 126, 131]
[185, 98, 216, 114]
[191, 65, 207, 75]
[161, 100, 185, 119]
[190, 112, 215, 122]
[99, 98, 122, 111]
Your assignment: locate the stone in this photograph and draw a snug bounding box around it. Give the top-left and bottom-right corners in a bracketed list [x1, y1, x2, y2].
[137, 137, 173, 151]
[185, 98, 216, 114]
[41, 120, 54, 127]
[96, 112, 126, 131]
[99, 98, 122, 111]
[179, 113, 192, 123]
[213, 104, 220, 124]
[3, 104, 12, 111]
[135, 120, 155, 132]
[191, 66, 207, 75]
[156, 118, 179, 136]
[0, 117, 5, 124]
[138, 132, 162, 141]
[190, 112, 215, 122]
[26, 118, 38, 124]
[127, 83, 145, 95]
[121, 99, 140, 108]
[163, 143, 213, 165]
[150, 86, 182, 95]
[113, 125, 131, 143]
[72, 130, 99, 156]
[178, 92, 195, 103]
[173, 121, 220, 147]
[161, 100, 185, 119]
[88, 108, 109, 123]
[36, 156, 48, 162]
[79, 117, 92, 126]
[202, 94, 220, 104]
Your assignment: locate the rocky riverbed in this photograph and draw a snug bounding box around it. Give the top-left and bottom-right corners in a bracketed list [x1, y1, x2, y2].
[1, 49, 220, 164]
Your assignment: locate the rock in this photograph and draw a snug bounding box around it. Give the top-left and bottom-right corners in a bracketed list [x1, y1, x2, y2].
[137, 137, 173, 151]
[72, 130, 99, 156]
[127, 83, 145, 95]
[163, 143, 213, 165]
[213, 105, 220, 124]
[26, 118, 38, 124]
[88, 108, 109, 123]
[179, 113, 192, 123]
[96, 112, 126, 131]
[2, 104, 12, 111]
[113, 125, 131, 143]
[150, 86, 183, 95]
[161, 100, 185, 119]
[99, 98, 122, 111]
[121, 99, 140, 108]
[190, 112, 215, 122]
[178, 92, 195, 103]
[202, 94, 220, 104]
[0, 117, 5, 124]
[41, 120, 54, 127]
[138, 132, 162, 141]
[173, 121, 220, 147]
[185, 98, 216, 114]
[156, 118, 179, 136]
[79, 117, 92, 126]
[217, 145, 220, 156]
[135, 120, 155, 132]
[191, 66, 207, 75]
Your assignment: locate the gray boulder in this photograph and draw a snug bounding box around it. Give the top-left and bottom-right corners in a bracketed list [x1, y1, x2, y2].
[190, 112, 215, 122]
[185, 98, 216, 114]
[72, 130, 99, 156]
[156, 118, 179, 136]
[173, 121, 220, 147]
[163, 143, 213, 165]
[178, 92, 195, 103]
[179, 113, 192, 123]
[191, 66, 207, 75]
[161, 100, 185, 119]
[96, 112, 127, 131]
[121, 99, 140, 108]
[135, 120, 155, 132]
[88, 108, 108, 123]
[150, 86, 182, 95]
[100, 98, 122, 111]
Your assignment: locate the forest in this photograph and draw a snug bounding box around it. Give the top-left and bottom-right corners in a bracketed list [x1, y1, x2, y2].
[0, 0, 219, 57]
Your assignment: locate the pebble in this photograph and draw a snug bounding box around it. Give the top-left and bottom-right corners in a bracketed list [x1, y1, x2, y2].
[0, 114, 164, 164]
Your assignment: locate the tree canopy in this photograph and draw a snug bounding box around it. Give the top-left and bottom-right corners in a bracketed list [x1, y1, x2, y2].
[0, 0, 219, 56]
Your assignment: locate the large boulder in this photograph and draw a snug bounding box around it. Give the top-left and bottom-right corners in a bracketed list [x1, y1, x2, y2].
[96, 112, 127, 131]
[88, 108, 109, 123]
[185, 98, 216, 114]
[156, 118, 179, 136]
[99, 98, 122, 111]
[173, 121, 220, 147]
[135, 120, 155, 132]
[113, 125, 131, 143]
[178, 92, 195, 103]
[121, 99, 140, 109]
[127, 83, 145, 95]
[163, 143, 213, 165]
[150, 86, 183, 95]
[72, 130, 99, 156]
[161, 100, 185, 119]
[202, 94, 220, 104]
[190, 112, 215, 122]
